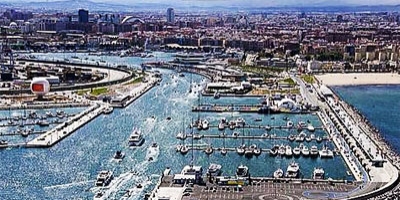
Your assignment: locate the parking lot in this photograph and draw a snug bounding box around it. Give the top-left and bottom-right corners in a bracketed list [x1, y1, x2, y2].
[183, 181, 359, 200]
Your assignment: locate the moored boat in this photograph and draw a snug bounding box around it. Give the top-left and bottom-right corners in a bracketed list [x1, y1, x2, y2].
[313, 167, 325, 180]
[273, 168, 284, 178]
[286, 162, 300, 178]
[236, 165, 249, 177]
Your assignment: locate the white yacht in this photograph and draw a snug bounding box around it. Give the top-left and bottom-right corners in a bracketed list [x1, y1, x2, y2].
[202, 119, 209, 130]
[204, 145, 213, 155]
[313, 167, 325, 180]
[307, 124, 315, 132]
[310, 146, 319, 157]
[301, 145, 310, 156]
[273, 168, 284, 178]
[235, 118, 246, 128]
[0, 140, 8, 148]
[176, 132, 187, 140]
[285, 145, 293, 157]
[278, 145, 286, 156]
[207, 163, 222, 176]
[293, 146, 301, 156]
[128, 128, 144, 146]
[253, 145, 262, 156]
[221, 147, 228, 155]
[95, 171, 113, 187]
[218, 120, 225, 130]
[236, 145, 245, 155]
[103, 106, 113, 114]
[286, 162, 300, 178]
[287, 120, 294, 128]
[236, 165, 249, 177]
[319, 146, 334, 158]
[180, 145, 189, 154]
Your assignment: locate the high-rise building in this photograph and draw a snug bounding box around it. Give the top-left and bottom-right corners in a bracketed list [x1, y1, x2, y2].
[78, 9, 89, 23]
[166, 8, 175, 23]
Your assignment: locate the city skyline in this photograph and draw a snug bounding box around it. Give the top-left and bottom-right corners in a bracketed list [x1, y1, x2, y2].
[2, 0, 400, 7]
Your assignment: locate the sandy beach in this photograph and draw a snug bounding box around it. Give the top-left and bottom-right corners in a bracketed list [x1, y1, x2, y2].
[315, 73, 400, 86]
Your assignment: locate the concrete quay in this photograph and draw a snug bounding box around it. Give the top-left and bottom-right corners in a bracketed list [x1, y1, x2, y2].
[26, 103, 106, 147]
[111, 75, 161, 108]
[0, 102, 90, 110]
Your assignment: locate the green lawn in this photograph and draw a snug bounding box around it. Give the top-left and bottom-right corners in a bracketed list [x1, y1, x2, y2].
[90, 87, 108, 96]
[301, 75, 315, 84]
[124, 76, 143, 85]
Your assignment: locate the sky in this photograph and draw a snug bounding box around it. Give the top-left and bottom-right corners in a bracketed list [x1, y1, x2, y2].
[3, 0, 400, 7]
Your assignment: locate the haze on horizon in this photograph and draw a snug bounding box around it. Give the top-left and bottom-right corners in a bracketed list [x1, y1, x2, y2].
[2, 0, 400, 7]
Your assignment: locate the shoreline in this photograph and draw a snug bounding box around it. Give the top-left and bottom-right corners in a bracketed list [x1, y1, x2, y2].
[315, 73, 400, 86]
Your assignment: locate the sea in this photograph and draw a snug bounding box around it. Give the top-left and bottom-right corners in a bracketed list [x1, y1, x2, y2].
[333, 85, 400, 154]
[0, 52, 352, 199]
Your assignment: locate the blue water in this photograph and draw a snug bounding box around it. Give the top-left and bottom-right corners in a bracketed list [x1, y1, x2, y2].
[0, 53, 352, 199]
[333, 85, 400, 153]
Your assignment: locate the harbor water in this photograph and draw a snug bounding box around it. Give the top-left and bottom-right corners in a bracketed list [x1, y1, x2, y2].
[0, 53, 352, 199]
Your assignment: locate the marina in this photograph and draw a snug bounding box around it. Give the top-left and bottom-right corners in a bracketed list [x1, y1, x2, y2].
[0, 52, 398, 200]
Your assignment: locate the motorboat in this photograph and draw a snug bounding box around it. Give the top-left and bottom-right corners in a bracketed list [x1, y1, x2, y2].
[244, 146, 254, 157]
[176, 132, 187, 140]
[207, 163, 222, 176]
[128, 128, 145, 146]
[313, 167, 325, 180]
[95, 171, 113, 187]
[236, 145, 245, 155]
[293, 146, 301, 156]
[193, 134, 203, 140]
[204, 145, 213, 155]
[287, 120, 294, 128]
[176, 144, 183, 152]
[180, 145, 189, 154]
[307, 124, 315, 132]
[269, 148, 278, 156]
[265, 125, 272, 131]
[305, 135, 312, 142]
[288, 134, 295, 142]
[286, 162, 300, 178]
[213, 91, 220, 99]
[218, 120, 225, 130]
[235, 118, 246, 128]
[273, 168, 284, 178]
[103, 106, 113, 114]
[278, 145, 286, 156]
[285, 145, 293, 157]
[301, 145, 310, 156]
[310, 146, 319, 157]
[0, 140, 8, 148]
[113, 150, 125, 161]
[236, 165, 249, 177]
[202, 119, 209, 130]
[229, 121, 236, 130]
[37, 120, 50, 127]
[316, 136, 323, 143]
[221, 147, 227, 155]
[319, 146, 334, 158]
[254, 146, 262, 156]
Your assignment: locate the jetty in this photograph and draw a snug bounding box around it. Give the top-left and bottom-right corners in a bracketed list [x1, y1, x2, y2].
[26, 103, 106, 147]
